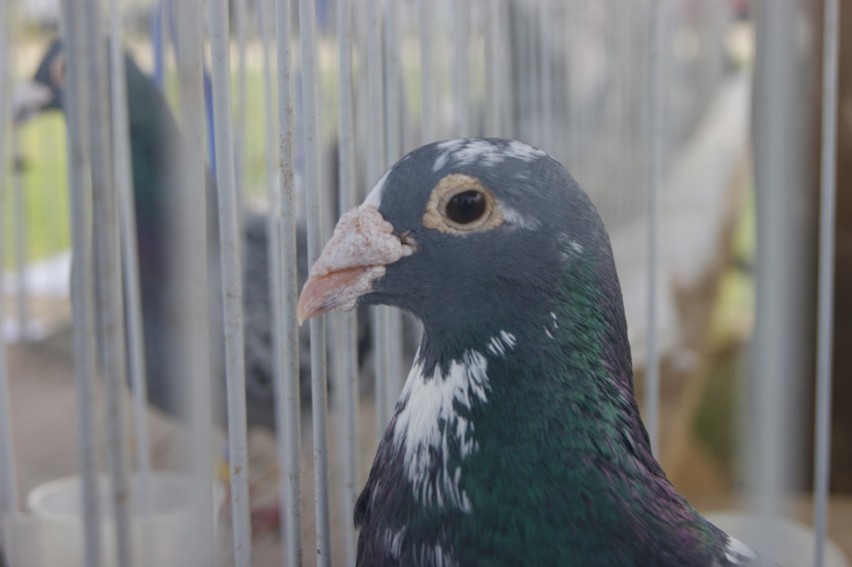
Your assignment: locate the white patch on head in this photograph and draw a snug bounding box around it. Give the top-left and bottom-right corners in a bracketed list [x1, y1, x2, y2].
[501, 203, 542, 230]
[393, 349, 490, 512]
[486, 331, 517, 357]
[432, 138, 545, 173]
[505, 139, 547, 161]
[723, 536, 759, 563]
[363, 168, 392, 208]
[432, 152, 449, 172]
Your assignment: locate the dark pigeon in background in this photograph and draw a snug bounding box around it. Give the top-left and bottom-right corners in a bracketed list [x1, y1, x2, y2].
[298, 139, 777, 566]
[13, 39, 372, 432]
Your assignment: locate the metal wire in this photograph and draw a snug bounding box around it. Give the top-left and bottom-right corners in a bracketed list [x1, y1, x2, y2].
[0, 0, 19, 543]
[60, 1, 103, 563]
[813, 0, 839, 564]
[367, 0, 390, 439]
[80, 0, 135, 563]
[750, 0, 808, 524]
[10, 128, 28, 341]
[209, 0, 253, 562]
[335, 0, 360, 561]
[234, 0, 248, 214]
[273, 0, 304, 561]
[384, 0, 405, 415]
[298, 0, 333, 563]
[107, 0, 153, 557]
[484, 0, 501, 137]
[452, 0, 470, 137]
[173, 0, 216, 561]
[418, 0, 434, 144]
[644, 0, 664, 456]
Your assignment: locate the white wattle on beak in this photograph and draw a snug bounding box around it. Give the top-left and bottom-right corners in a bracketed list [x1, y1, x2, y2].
[297, 205, 414, 324]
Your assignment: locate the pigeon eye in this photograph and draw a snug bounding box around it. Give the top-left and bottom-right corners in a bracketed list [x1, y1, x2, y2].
[423, 173, 502, 234]
[446, 190, 486, 225]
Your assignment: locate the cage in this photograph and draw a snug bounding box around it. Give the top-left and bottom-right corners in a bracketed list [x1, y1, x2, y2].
[0, 0, 849, 566]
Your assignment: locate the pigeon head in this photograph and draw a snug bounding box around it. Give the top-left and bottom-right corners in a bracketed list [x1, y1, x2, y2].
[299, 138, 611, 349]
[13, 39, 65, 124]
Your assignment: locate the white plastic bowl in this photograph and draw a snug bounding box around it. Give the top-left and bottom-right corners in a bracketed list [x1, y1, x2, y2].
[27, 473, 225, 567]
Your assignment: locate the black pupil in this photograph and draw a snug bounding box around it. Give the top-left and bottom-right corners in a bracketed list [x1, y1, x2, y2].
[446, 190, 486, 224]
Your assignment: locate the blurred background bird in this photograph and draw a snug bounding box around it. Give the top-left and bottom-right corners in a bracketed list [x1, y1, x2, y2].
[11, 38, 377, 528]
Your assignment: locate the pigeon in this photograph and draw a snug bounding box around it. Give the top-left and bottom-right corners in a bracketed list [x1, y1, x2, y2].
[298, 138, 775, 566]
[13, 39, 375, 429]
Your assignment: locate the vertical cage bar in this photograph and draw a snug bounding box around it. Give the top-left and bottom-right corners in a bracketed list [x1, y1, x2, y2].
[537, 0, 552, 151]
[484, 0, 502, 137]
[8, 17, 28, 340]
[452, 0, 470, 137]
[644, 0, 664, 455]
[273, 0, 304, 561]
[336, 0, 359, 561]
[173, 0, 216, 561]
[813, 0, 839, 565]
[234, 0, 248, 212]
[60, 0, 103, 563]
[209, 0, 253, 563]
[0, 0, 18, 533]
[10, 129, 28, 340]
[367, 0, 390, 438]
[259, 7, 285, 539]
[384, 0, 405, 411]
[81, 0, 134, 563]
[500, 0, 515, 141]
[419, 0, 434, 144]
[750, 0, 812, 524]
[298, 0, 333, 563]
[107, 0, 153, 548]
[153, 0, 168, 89]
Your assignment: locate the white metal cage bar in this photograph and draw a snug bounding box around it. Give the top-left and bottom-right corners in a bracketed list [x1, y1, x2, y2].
[0, 0, 18, 556]
[272, 0, 304, 562]
[107, 0, 155, 558]
[644, 0, 666, 456]
[60, 0, 104, 563]
[298, 0, 333, 563]
[335, 0, 360, 562]
[172, 0, 217, 561]
[813, 0, 840, 565]
[209, 0, 253, 562]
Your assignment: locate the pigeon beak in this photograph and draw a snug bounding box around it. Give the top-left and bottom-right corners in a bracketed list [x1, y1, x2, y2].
[11, 81, 56, 125]
[297, 205, 415, 325]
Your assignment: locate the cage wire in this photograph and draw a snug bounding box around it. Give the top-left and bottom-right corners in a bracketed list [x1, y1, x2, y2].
[0, 0, 845, 566]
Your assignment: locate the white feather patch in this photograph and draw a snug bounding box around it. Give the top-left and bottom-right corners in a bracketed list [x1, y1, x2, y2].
[393, 349, 490, 511]
[363, 168, 392, 208]
[723, 536, 759, 565]
[486, 331, 517, 357]
[432, 139, 545, 173]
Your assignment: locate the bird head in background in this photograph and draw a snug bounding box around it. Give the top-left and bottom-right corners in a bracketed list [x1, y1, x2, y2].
[12, 39, 65, 124]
